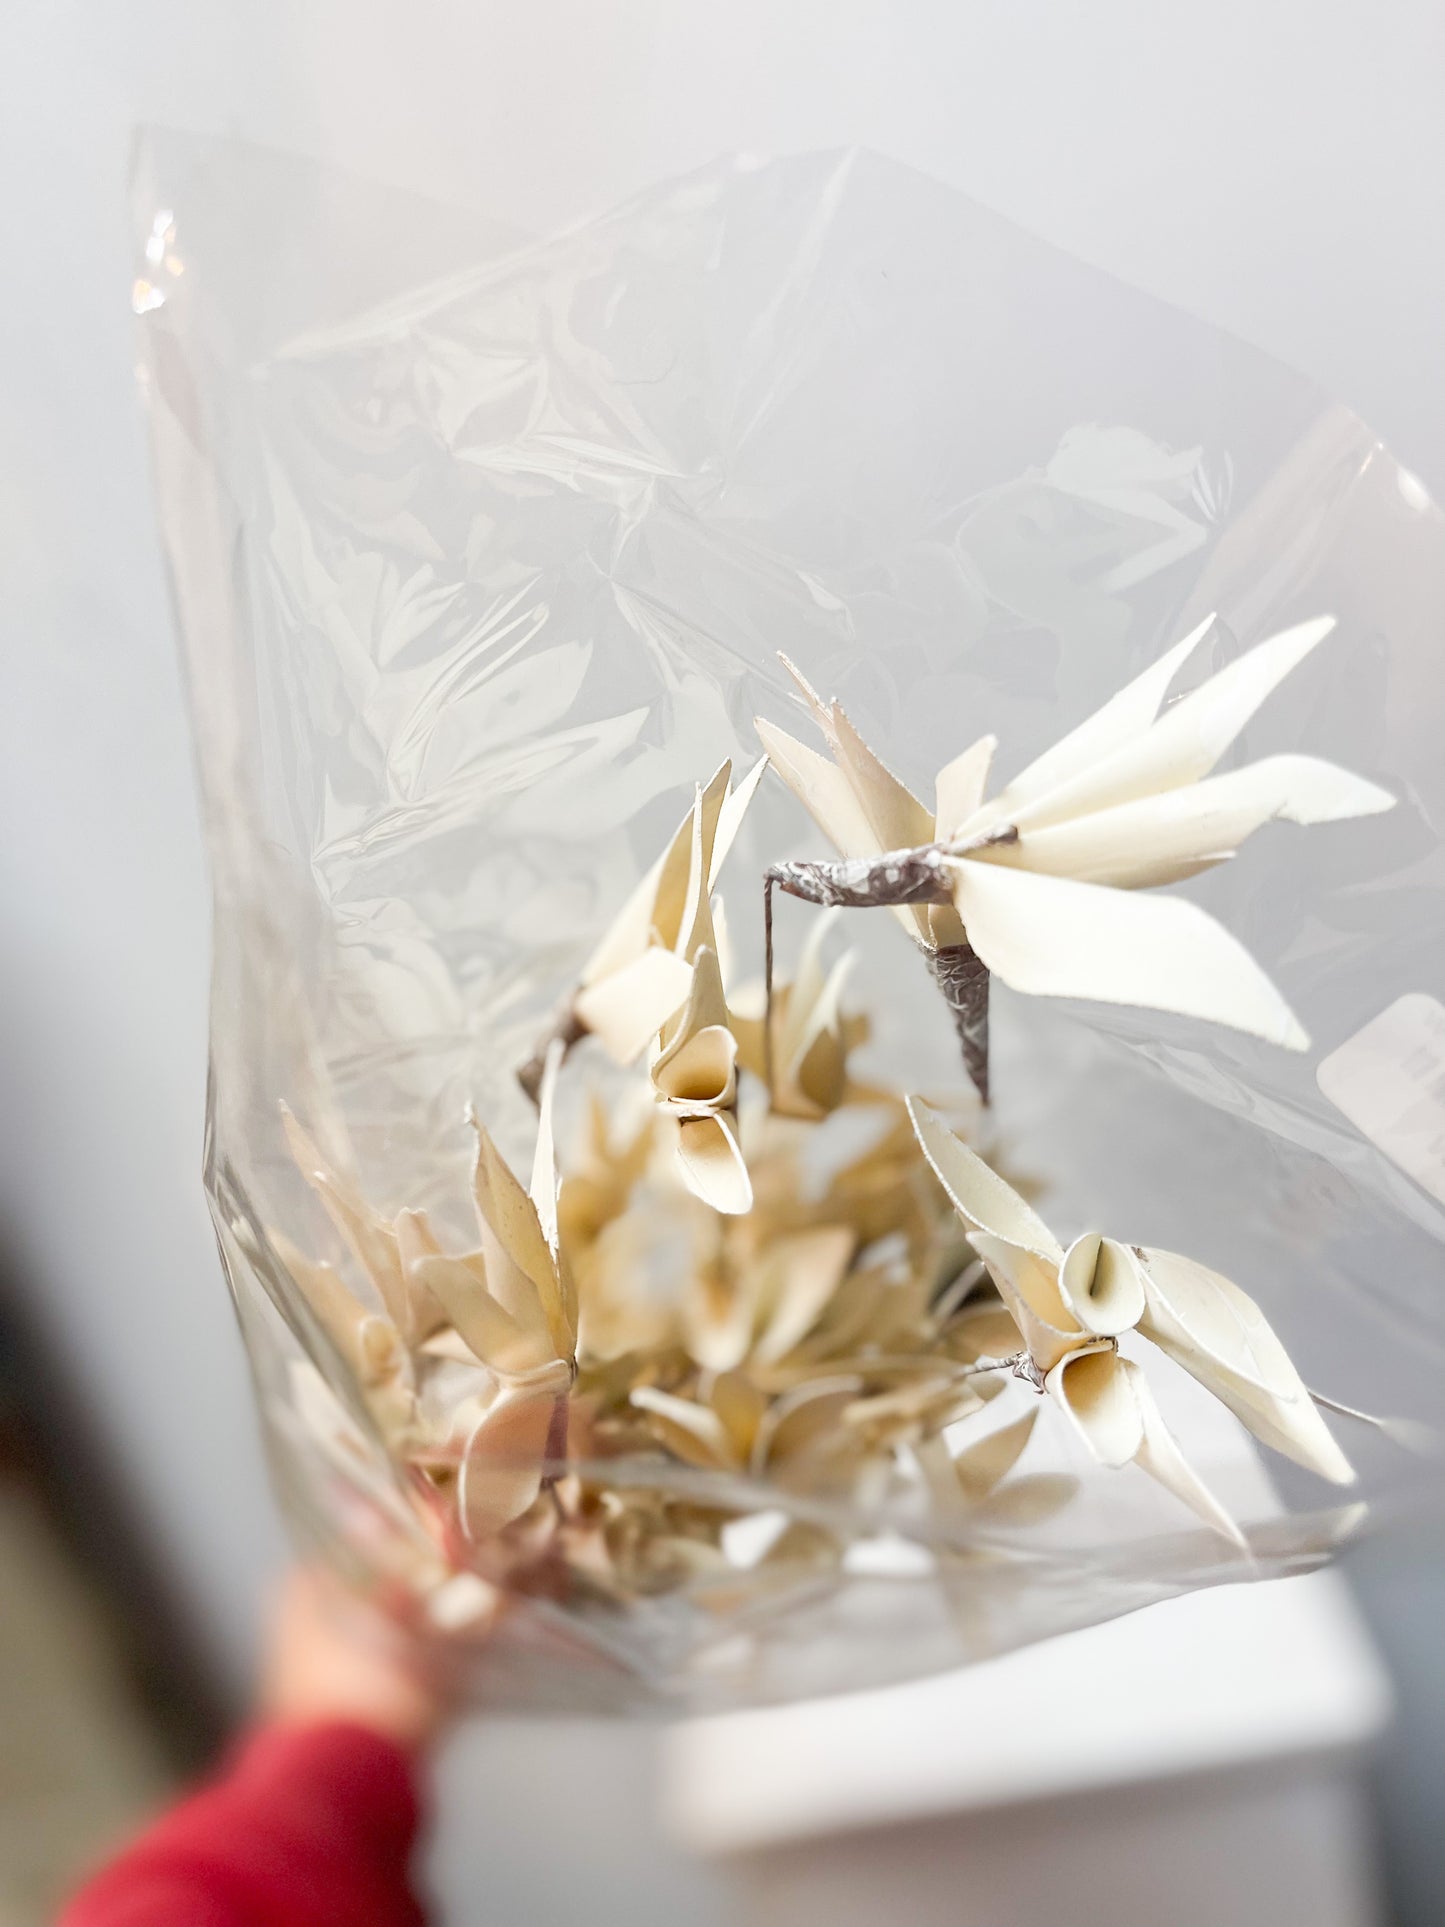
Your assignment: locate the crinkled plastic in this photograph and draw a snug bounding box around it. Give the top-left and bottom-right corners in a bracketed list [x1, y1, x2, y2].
[135, 131, 1445, 1713]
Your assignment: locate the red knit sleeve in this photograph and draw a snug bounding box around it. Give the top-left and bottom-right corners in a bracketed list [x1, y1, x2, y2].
[60, 1720, 428, 1927]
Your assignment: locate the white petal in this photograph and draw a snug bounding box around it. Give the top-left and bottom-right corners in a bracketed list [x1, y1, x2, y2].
[574, 947, 694, 1063]
[824, 699, 935, 856]
[752, 1226, 857, 1364]
[1046, 1343, 1144, 1467]
[986, 615, 1216, 821]
[1122, 1358, 1247, 1546]
[952, 860, 1308, 1049]
[630, 1386, 738, 1469]
[755, 718, 881, 861]
[951, 1407, 1039, 1502]
[1008, 615, 1336, 832]
[458, 1393, 554, 1539]
[935, 735, 998, 839]
[676, 1112, 754, 1216]
[1137, 1248, 1354, 1484]
[709, 755, 769, 887]
[906, 1098, 1063, 1258]
[991, 753, 1395, 888]
[1058, 1233, 1147, 1336]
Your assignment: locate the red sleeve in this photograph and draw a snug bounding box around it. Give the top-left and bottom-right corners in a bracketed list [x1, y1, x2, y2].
[60, 1720, 428, 1927]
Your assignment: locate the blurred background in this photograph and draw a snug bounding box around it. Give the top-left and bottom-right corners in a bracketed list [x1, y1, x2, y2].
[1, 3, 1442, 1923]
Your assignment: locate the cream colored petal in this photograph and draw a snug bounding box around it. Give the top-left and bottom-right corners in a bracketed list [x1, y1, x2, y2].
[1058, 1233, 1147, 1337]
[579, 775, 716, 986]
[752, 1226, 857, 1365]
[824, 698, 935, 856]
[654, 1024, 739, 1109]
[282, 1107, 412, 1333]
[1137, 1247, 1354, 1484]
[969, 1231, 1084, 1373]
[1121, 1357, 1247, 1546]
[676, 1113, 754, 1216]
[752, 1375, 864, 1473]
[574, 947, 695, 1064]
[390, 1208, 449, 1342]
[1007, 615, 1336, 832]
[409, 1251, 551, 1378]
[952, 861, 1308, 1049]
[457, 1392, 554, 1540]
[985, 615, 1216, 822]
[951, 1407, 1039, 1501]
[473, 1123, 557, 1300]
[946, 1300, 1026, 1363]
[274, 1231, 411, 1399]
[657, 943, 731, 1056]
[935, 736, 998, 840]
[976, 1473, 1080, 1527]
[1046, 1343, 1143, 1467]
[708, 1370, 768, 1460]
[709, 755, 769, 887]
[789, 1000, 850, 1116]
[529, 1039, 563, 1256]
[754, 717, 882, 860]
[906, 1099, 1064, 1257]
[991, 753, 1395, 888]
[630, 1386, 738, 1470]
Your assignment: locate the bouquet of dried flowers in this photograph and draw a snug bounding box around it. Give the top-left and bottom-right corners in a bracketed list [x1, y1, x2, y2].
[270, 617, 1396, 1671]
[139, 135, 1441, 1710]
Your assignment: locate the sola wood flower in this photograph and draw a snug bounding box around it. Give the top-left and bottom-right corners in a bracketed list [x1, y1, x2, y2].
[650, 944, 752, 1214]
[756, 619, 1394, 1099]
[518, 756, 764, 1085]
[908, 1099, 1354, 1544]
[731, 910, 870, 1119]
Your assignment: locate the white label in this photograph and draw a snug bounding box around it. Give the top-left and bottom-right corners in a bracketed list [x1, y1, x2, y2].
[1317, 993, 1445, 1208]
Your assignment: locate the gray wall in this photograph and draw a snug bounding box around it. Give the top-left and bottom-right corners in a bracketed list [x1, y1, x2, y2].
[2, 5, 1441, 1922]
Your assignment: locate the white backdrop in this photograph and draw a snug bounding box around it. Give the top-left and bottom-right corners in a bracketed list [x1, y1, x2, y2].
[2, 5, 1442, 1922]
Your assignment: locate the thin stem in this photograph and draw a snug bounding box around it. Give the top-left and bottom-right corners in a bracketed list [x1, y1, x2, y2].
[763, 869, 778, 1099]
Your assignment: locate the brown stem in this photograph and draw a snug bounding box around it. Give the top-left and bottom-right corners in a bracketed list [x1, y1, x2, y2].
[927, 940, 991, 1104]
[516, 1006, 589, 1106]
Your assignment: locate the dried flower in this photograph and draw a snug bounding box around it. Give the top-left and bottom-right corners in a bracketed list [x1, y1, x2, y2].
[909, 1097, 1353, 1542]
[757, 619, 1394, 1097]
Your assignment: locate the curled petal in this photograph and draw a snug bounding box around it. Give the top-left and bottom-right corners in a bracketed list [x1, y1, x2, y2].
[457, 1392, 556, 1541]
[676, 1112, 753, 1216]
[1058, 1233, 1147, 1337]
[1046, 1342, 1144, 1467]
